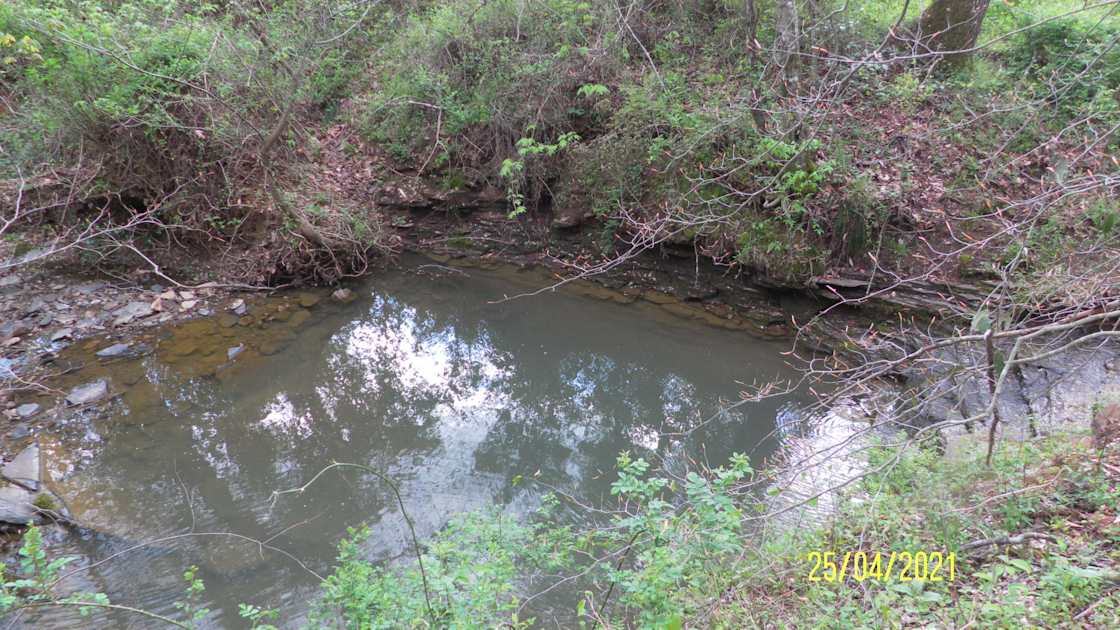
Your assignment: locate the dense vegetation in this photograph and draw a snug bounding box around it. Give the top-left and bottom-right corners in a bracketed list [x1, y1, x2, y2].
[2, 0, 1117, 285]
[3, 0, 1120, 627]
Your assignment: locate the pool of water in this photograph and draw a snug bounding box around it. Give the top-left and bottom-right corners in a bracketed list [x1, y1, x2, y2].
[9, 257, 813, 628]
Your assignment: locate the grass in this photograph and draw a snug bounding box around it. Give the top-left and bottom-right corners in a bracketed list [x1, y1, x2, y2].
[728, 431, 1120, 628]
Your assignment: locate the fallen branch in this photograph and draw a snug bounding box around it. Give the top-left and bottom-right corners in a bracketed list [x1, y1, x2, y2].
[960, 531, 1056, 552]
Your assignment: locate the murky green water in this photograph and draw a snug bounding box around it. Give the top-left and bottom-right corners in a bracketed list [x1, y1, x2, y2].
[14, 257, 812, 628]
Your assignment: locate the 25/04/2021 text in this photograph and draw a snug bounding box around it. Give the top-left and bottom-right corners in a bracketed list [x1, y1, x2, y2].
[805, 551, 956, 583]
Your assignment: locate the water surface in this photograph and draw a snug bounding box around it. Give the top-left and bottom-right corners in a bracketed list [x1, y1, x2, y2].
[13, 257, 812, 628]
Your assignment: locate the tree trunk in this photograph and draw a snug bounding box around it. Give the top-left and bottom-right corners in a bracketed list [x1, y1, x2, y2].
[917, 0, 991, 65]
[774, 0, 800, 96]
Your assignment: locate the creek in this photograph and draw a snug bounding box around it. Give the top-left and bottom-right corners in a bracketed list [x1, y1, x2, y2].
[10, 256, 816, 628]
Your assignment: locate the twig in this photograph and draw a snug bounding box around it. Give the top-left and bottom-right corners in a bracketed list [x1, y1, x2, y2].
[960, 531, 1056, 552]
[269, 461, 436, 624]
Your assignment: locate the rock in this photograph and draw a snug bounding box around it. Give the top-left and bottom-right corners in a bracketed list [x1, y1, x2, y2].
[37, 312, 53, 327]
[1091, 403, 1120, 450]
[50, 328, 74, 342]
[149, 283, 165, 293]
[0, 485, 35, 526]
[66, 380, 109, 406]
[95, 343, 132, 359]
[3, 337, 20, 347]
[332, 288, 354, 303]
[0, 274, 21, 293]
[180, 290, 196, 300]
[227, 345, 244, 361]
[112, 301, 154, 326]
[1, 320, 31, 339]
[2, 445, 40, 491]
[551, 205, 594, 229]
[218, 313, 238, 328]
[74, 281, 108, 294]
[22, 299, 46, 318]
[180, 300, 198, 311]
[229, 299, 247, 316]
[8, 424, 30, 440]
[15, 403, 40, 419]
[259, 340, 283, 356]
[298, 293, 321, 308]
[159, 290, 178, 300]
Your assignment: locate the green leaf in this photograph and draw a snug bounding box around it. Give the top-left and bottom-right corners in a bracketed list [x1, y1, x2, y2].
[970, 309, 992, 333]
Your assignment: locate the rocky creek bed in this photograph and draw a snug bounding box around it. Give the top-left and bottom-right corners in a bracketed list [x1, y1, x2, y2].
[3, 217, 1119, 547]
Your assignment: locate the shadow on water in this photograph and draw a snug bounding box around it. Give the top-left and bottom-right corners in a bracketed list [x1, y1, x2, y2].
[8, 256, 816, 628]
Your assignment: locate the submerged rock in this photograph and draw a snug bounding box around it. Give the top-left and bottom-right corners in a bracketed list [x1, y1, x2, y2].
[298, 293, 320, 308]
[66, 380, 109, 406]
[227, 345, 244, 361]
[50, 328, 74, 342]
[332, 288, 354, 303]
[95, 342, 132, 358]
[15, 403, 40, 419]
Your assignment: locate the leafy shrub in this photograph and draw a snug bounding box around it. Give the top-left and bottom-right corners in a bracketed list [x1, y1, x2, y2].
[356, 0, 619, 175]
[1006, 17, 1120, 121]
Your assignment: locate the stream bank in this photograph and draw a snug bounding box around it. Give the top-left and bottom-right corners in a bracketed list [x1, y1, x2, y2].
[3, 193, 1118, 544]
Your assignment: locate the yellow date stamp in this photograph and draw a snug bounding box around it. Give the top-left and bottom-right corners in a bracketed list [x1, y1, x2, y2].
[804, 551, 956, 583]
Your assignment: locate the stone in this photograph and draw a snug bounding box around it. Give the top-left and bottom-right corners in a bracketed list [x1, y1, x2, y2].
[112, 301, 154, 326]
[551, 205, 594, 229]
[332, 288, 354, 303]
[15, 403, 40, 419]
[95, 343, 132, 359]
[227, 345, 244, 361]
[258, 340, 283, 356]
[21, 299, 46, 317]
[229, 299, 247, 316]
[2, 445, 40, 491]
[0, 485, 35, 526]
[74, 281, 108, 294]
[66, 380, 109, 406]
[180, 290, 196, 300]
[3, 337, 20, 347]
[298, 293, 321, 308]
[218, 313, 238, 328]
[50, 328, 74, 342]
[159, 290, 178, 300]
[0, 274, 21, 291]
[180, 300, 198, 311]
[1, 320, 31, 339]
[37, 312, 53, 327]
[1091, 403, 1120, 450]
